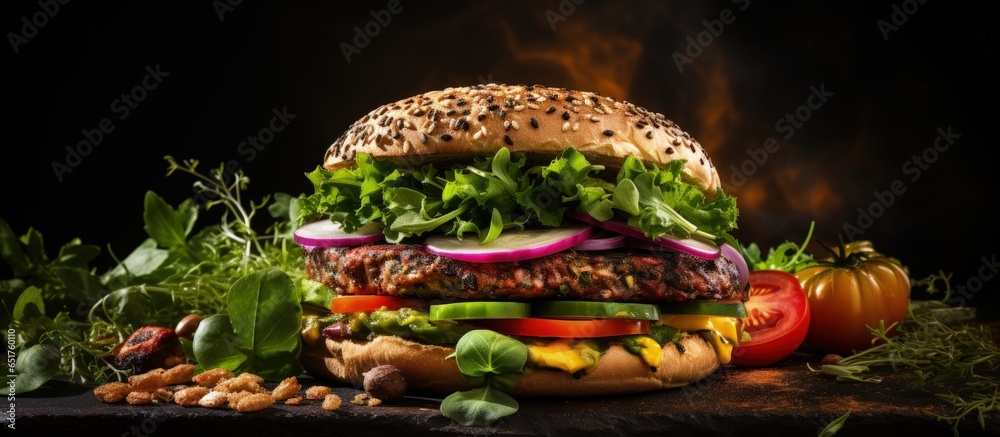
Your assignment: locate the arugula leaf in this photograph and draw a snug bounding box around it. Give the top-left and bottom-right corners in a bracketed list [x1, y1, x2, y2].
[739, 221, 816, 273]
[298, 147, 740, 245]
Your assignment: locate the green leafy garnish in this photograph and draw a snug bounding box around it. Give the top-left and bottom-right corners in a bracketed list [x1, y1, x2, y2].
[739, 221, 816, 272]
[2, 158, 315, 392]
[297, 147, 739, 245]
[441, 330, 527, 426]
[190, 268, 303, 379]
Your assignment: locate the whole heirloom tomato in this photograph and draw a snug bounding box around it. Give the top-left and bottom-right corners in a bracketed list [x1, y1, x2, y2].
[794, 240, 910, 355]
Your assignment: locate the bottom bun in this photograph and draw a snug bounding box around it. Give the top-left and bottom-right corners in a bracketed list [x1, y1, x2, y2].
[300, 334, 720, 398]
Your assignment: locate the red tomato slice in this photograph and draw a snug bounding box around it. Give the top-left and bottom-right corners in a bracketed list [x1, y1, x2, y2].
[468, 318, 650, 338]
[731, 270, 811, 367]
[330, 295, 429, 313]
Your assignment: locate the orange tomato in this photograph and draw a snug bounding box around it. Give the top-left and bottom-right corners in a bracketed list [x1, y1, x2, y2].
[794, 240, 910, 355]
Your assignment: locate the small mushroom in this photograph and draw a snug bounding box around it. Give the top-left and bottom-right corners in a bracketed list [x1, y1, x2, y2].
[363, 365, 407, 402]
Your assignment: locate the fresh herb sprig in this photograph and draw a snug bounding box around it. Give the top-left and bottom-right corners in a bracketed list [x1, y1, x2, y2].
[812, 300, 1000, 435]
[3, 158, 311, 393]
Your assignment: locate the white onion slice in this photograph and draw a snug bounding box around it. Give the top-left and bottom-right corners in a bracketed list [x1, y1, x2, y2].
[572, 231, 627, 251]
[566, 211, 720, 260]
[424, 225, 596, 263]
[293, 220, 385, 249]
[720, 243, 750, 291]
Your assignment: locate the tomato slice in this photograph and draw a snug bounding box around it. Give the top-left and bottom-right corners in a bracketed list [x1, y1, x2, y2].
[731, 270, 811, 366]
[330, 295, 430, 313]
[429, 302, 531, 320]
[468, 318, 650, 338]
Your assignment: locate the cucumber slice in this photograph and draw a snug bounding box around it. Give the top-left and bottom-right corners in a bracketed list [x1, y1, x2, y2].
[659, 301, 748, 318]
[429, 301, 531, 320]
[532, 301, 661, 321]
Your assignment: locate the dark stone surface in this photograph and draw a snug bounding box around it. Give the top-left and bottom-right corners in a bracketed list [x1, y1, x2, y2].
[10, 346, 1000, 437]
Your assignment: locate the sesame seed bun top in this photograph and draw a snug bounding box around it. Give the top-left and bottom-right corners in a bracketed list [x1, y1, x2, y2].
[323, 84, 722, 196]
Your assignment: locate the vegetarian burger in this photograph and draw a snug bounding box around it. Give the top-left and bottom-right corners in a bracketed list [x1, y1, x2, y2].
[295, 84, 748, 398]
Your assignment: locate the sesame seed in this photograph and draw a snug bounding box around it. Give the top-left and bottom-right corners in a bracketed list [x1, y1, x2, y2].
[589, 115, 599, 122]
[594, 107, 605, 114]
[572, 122, 579, 132]
[499, 109, 507, 118]
[646, 131, 654, 139]
[546, 106, 556, 114]
[440, 134, 453, 142]
[427, 123, 437, 134]
[527, 103, 539, 110]
[513, 105, 525, 111]
[511, 120, 520, 130]
[473, 130, 483, 140]
[602, 130, 613, 137]
[486, 95, 494, 103]
[530, 118, 538, 128]
[488, 104, 500, 111]
[665, 147, 674, 154]
[700, 158, 705, 165]
[562, 111, 570, 120]
[413, 108, 426, 117]
[445, 109, 456, 116]
[461, 109, 471, 116]
[420, 133, 428, 143]
[504, 135, 513, 145]
[456, 99, 467, 106]
[562, 121, 570, 132]
[504, 120, 511, 131]
[478, 114, 487, 121]
[571, 99, 583, 106]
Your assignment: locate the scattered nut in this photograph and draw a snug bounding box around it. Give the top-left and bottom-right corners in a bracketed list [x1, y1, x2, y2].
[94, 382, 132, 403]
[126, 391, 155, 405]
[228, 391, 253, 410]
[193, 368, 233, 388]
[322, 394, 342, 411]
[305, 385, 332, 400]
[233, 393, 274, 412]
[363, 365, 407, 402]
[175, 314, 202, 339]
[174, 386, 210, 407]
[822, 354, 845, 365]
[198, 390, 229, 408]
[215, 373, 265, 394]
[351, 393, 381, 407]
[154, 388, 174, 403]
[162, 364, 195, 385]
[284, 396, 303, 405]
[129, 370, 165, 392]
[271, 376, 301, 401]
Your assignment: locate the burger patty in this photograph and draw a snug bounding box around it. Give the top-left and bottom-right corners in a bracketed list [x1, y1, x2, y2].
[305, 244, 743, 302]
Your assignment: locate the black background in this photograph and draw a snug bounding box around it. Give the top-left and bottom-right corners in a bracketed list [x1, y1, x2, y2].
[2, 1, 998, 317]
